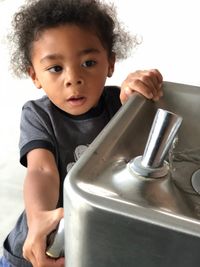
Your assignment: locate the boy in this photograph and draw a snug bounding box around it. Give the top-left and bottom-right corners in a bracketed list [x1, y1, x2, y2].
[2, 0, 163, 266]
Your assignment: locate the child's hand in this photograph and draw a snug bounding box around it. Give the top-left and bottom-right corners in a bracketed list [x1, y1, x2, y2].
[23, 208, 64, 267]
[120, 69, 163, 104]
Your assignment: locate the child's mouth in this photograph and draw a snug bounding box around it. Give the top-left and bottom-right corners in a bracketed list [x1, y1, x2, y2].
[67, 96, 86, 106]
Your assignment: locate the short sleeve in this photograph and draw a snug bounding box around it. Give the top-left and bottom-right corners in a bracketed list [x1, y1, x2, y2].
[19, 103, 55, 167]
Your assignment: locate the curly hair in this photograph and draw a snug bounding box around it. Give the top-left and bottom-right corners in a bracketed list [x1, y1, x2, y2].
[8, 0, 138, 78]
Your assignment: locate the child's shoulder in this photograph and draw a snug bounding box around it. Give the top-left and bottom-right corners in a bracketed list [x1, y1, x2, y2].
[22, 95, 51, 110]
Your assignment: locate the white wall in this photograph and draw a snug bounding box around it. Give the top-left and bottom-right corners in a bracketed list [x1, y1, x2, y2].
[108, 0, 200, 86]
[0, 0, 200, 250]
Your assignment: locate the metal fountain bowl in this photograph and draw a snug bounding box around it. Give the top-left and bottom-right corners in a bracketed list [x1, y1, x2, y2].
[64, 81, 200, 267]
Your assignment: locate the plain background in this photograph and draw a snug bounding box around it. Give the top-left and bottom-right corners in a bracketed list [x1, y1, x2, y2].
[1, 0, 200, 255]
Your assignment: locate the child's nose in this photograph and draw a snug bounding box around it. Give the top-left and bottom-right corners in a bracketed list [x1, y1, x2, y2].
[65, 67, 84, 87]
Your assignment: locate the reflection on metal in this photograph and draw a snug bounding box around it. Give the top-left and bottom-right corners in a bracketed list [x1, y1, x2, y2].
[64, 82, 200, 267]
[46, 218, 64, 259]
[141, 108, 182, 168]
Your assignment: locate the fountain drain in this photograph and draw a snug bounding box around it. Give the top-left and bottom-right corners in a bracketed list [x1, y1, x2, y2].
[191, 169, 200, 194]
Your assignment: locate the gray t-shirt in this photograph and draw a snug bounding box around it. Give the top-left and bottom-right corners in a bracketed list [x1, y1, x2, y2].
[3, 86, 121, 267]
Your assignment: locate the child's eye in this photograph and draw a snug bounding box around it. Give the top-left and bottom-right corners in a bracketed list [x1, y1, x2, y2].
[82, 60, 96, 67]
[47, 65, 63, 73]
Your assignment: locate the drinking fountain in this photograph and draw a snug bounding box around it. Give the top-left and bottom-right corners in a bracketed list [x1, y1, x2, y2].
[50, 81, 200, 266]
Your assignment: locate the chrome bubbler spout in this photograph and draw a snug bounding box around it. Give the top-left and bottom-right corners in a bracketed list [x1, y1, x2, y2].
[129, 108, 183, 178]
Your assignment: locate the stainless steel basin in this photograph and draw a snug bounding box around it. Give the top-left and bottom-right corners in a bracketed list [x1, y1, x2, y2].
[64, 81, 200, 267]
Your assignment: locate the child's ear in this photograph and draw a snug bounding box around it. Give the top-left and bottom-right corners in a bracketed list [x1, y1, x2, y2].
[107, 52, 116, 78]
[28, 66, 42, 89]
[107, 68, 114, 78]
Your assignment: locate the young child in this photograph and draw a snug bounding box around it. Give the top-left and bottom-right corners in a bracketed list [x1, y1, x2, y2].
[1, 0, 163, 266]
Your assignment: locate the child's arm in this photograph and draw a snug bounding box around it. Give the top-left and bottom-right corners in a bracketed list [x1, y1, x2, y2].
[120, 69, 163, 104]
[22, 148, 64, 267]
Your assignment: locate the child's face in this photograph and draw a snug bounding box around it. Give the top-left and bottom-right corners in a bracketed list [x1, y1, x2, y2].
[28, 24, 115, 115]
